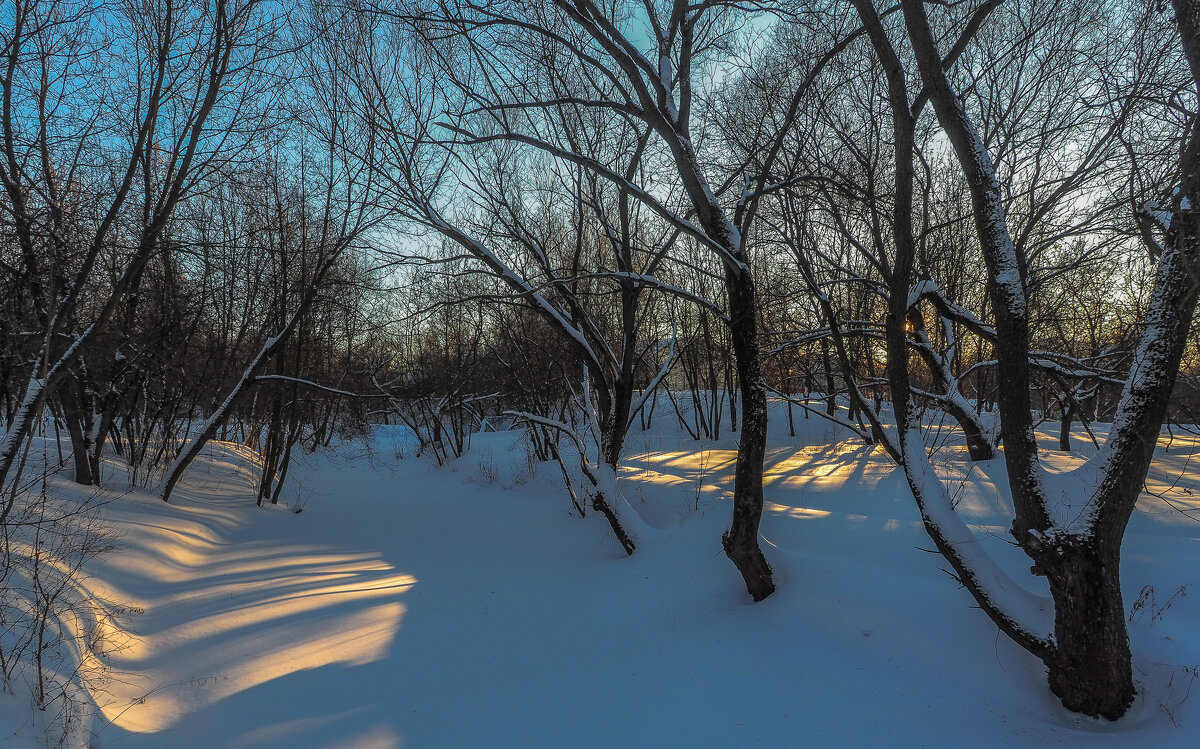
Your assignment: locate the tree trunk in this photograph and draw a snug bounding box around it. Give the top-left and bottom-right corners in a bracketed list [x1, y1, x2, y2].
[589, 487, 636, 556]
[722, 269, 774, 601]
[270, 427, 300, 505]
[61, 400, 94, 487]
[1058, 397, 1073, 451]
[821, 338, 836, 416]
[726, 360, 738, 433]
[89, 397, 119, 486]
[785, 369, 795, 437]
[1043, 540, 1132, 719]
[58, 381, 96, 486]
[945, 395, 995, 461]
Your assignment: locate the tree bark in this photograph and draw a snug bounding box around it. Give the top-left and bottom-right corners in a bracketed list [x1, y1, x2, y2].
[1043, 539, 1132, 719]
[899, 0, 1200, 718]
[59, 385, 95, 487]
[721, 268, 774, 601]
[819, 338, 836, 416]
[1058, 396, 1073, 451]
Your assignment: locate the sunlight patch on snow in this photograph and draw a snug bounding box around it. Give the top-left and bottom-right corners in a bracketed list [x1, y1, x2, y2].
[99, 556, 412, 735]
[631, 449, 738, 474]
[763, 504, 831, 520]
[224, 706, 394, 749]
[322, 725, 405, 749]
[1137, 433, 1200, 525]
[117, 569, 415, 661]
[208, 440, 267, 462]
[617, 465, 724, 496]
[762, 442, 888, 492]
[81, 442, 416, 738]
[620, 449, 738, 509]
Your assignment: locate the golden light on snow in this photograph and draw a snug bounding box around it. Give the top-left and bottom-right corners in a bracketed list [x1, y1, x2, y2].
[761, 443, 887, 491]
[1136, 433, 1200, 525]
[623, 442, 885, 491]
[632, 449, 738, 473]
[85, 442, 416, 738]
[96, 547, 414, 735]
[765, 505, 833, 520]
[622, 441, 893, 523]
[620, 448, 736, 500]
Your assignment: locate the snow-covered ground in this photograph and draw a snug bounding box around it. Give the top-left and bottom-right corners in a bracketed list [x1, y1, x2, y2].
[3, 406, 1200, 747]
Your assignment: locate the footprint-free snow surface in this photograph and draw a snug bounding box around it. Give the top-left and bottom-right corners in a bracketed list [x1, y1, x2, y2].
[7, 416, 1200, 747]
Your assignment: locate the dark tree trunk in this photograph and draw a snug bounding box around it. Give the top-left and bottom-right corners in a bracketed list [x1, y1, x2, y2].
[570, 443, 635, 556]
[601, 355, 634, 469]
[89, 395, 120, 485]
[62, 403, 94, 486]
[721, 268, 774, 601]
[1043, 539, 1132, 719]
[1058, 397, 1074, 451]
[785, 369, 795, 437]
[946, 394, 995, 461]
[726, 360, 738, 433]
[589, 487, 636, 556]
[59, 380, 96, 486]
[821, 338, 836, 416]
[270, 426, 301, 505]
[258, 386, 285, 506]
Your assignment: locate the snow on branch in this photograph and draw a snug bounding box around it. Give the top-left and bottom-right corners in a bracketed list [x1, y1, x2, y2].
[1136, 201, 1172, 259]
[1140, 200, 1173, 233]
[900, 429, 1055, 655]
[251, 375, 378, 399]
[908, 280, 996, 338]
[423, 208, 608, 373]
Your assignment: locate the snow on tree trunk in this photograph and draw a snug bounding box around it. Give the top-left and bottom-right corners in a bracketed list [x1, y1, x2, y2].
[0, 328, 93, 490]
[892, 0, 1200, 719]
[582, 459, 638, 557]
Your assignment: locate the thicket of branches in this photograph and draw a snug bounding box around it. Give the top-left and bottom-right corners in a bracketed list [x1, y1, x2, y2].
[4, 0, 1200, 732]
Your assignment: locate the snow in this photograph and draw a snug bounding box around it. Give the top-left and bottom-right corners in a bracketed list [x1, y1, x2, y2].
[906, 278, 939, 310]
[900, 426, 1054, 644]
[0, 379, 45, 465]
[3, 407, 1200, 747]
[1143, 201, 1172, 232]
[658, 54, 673, 92]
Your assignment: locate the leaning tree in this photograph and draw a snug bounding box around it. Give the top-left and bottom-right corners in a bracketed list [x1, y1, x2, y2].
[852, 0, 1200, 720]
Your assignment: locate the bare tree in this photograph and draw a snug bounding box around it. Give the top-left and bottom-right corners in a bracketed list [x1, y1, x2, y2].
[849, 0, 1200, 719]
[383, 0, 836, 599]
[0, 0, 279, 491]
[160, 4, 385, 501]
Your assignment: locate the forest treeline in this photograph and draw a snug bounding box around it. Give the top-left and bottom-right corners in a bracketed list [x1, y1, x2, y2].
[3, 0, 1200, 729]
